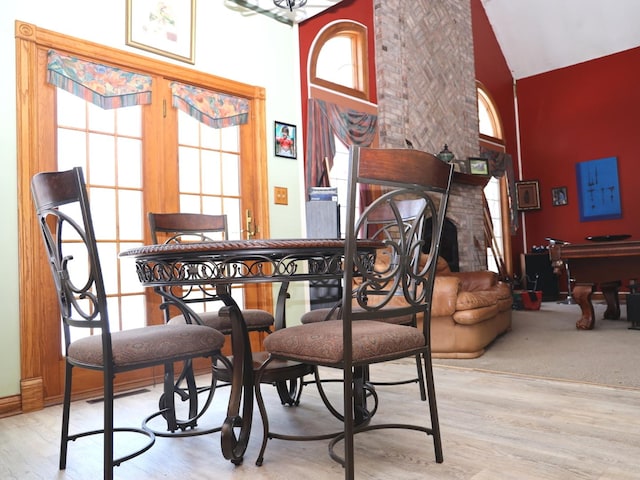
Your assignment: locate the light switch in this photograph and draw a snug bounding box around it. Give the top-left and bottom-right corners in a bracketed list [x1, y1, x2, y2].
[274, 186, 288, 205]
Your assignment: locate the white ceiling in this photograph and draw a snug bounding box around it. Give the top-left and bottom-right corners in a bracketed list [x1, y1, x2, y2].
[482, 0, 640, 79]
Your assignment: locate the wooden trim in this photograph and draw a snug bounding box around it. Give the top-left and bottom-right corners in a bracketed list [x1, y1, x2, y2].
[20, 378, 44, 413]
[0, 395, 22, 418]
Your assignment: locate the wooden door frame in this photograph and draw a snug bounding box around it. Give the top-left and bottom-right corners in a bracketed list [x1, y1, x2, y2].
[15, 20, 271, 411]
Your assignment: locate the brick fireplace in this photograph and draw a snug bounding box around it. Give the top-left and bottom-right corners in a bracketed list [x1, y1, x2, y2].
[373, 1, 487, 271]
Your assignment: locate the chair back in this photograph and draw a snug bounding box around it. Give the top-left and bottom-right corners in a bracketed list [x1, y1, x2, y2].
[342, 146, 453, 341]
[31, 167, 111, 353]
[148, 212, 228, 244]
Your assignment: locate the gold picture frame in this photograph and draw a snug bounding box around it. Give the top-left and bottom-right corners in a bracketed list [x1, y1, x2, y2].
[516, 180, 541, 211]
[126, 0, 196, 64]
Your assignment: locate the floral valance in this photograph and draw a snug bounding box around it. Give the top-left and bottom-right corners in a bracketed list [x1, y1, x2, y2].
[169, 82, 249, 128]
[46, 50, 152, 109]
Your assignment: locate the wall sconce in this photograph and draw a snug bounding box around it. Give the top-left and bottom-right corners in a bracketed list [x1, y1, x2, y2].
[273, 0, 308, 10]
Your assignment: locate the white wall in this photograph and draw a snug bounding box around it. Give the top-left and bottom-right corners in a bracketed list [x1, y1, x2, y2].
[0, 1, 306, 397]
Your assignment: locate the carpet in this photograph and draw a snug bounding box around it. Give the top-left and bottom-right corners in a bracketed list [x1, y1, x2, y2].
[433, 301, 640, 389]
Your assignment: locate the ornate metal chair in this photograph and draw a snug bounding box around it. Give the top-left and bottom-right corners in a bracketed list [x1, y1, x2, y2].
[148, 212, 311, 407]
[299, 198, 431, 400]
[148, 212, 275, 336]
[31, 167, 226, 480]
[254, 145, 453, 478]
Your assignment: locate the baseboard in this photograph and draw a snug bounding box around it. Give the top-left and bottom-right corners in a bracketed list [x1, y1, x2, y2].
[20, 377, 44, 412]
[0, 395, 22, 418]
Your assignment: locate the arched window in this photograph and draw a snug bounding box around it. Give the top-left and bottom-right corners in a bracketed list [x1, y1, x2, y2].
[308, 21, 376, 236]
[310, 21, 369, 100]
[478, 85, 503, 139]
[477, 82, 511, 277]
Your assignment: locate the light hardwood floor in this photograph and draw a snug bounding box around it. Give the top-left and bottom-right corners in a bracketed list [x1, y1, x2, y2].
[1, 360, 639, 479]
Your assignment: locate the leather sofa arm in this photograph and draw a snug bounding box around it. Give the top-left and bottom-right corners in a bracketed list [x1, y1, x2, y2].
[431, 275, 461, 316]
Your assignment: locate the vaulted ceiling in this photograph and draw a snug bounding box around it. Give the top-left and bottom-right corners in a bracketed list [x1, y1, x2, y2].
[227, 1, 640, 80]
[481, 0, 640, 79]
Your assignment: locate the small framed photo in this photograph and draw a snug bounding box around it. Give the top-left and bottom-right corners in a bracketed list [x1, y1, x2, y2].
[452, 158, 469, 174]
[468, 157, 489, 175]
[516, 180, 541, 211]
[275, 121, 297, 159]
[126, 0, 196, 64]
[551, 186, 568, 206]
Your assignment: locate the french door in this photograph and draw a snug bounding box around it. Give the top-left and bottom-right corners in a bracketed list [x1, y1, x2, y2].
[16, 21, 271, 408]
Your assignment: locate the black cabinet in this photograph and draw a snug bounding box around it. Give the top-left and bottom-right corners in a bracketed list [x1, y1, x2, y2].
[521, 253, 559, 301]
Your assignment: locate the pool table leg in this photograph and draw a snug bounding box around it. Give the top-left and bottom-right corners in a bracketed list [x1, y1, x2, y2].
[573, 283, 595, 330]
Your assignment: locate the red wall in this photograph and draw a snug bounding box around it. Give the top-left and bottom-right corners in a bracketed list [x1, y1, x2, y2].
[517, 46, 640, 247]
[300, 1, 640, 279]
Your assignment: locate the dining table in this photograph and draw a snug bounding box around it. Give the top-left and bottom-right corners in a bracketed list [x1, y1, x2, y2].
[119, 238, 381, 464]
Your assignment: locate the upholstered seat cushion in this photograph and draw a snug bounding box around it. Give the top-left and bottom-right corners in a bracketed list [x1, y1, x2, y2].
[67, 324, 225, 368]
[263, 319, 425, 365]
[168, 308, 274, 334]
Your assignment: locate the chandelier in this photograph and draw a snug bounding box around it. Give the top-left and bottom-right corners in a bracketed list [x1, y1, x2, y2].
[273, 0, 308, 11]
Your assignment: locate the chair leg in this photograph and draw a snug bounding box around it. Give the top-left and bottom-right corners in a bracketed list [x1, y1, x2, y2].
[415, 353, 427, 401]
[163, 362, 178, 432]
[103, 369, 115, 480]
[59, 362, 73, 470]
[343, 367, 355, 480]
[254, 362, 271, 467]
[423, 352, 443, 463]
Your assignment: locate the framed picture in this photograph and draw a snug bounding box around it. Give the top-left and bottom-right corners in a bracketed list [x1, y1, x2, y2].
[576, 156, 621, 221]
[275, 121, 297, 159]
[551, 186, 568, 206]
[126, 0, 196, 64]
[468, 157, 489, 175]
[516, 180, 541, 211]
[452, 158, 469, 174]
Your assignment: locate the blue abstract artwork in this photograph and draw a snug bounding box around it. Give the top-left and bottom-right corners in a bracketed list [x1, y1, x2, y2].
[576, 156, 621, 222]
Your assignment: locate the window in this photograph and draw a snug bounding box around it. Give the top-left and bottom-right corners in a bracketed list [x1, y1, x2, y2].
[310, 21, 369, 100]
[477, 82, 510, 276]
[478, 86, 503, 140]
[307, 20, 376, 238]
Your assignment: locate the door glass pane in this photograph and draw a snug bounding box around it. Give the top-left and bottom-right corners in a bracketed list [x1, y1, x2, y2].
[177, 109, 245, 303]
[56, 88, 146, 336]
[177, 110, 241, 221]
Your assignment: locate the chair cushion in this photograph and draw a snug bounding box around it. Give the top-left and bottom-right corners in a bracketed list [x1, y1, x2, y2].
[263, 319, 425, 365]
[67, 324, 225, 369]
[168, 308, 274, 334]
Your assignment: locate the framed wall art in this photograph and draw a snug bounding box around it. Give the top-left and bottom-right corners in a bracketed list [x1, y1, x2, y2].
[551, 186, 568, 206]
[468, 157, 489, 175]
[516, 180, 541, 211]
[576, 156, 621, 221]
[275, 121, 297, 159]
[126, 0, 196, 64]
